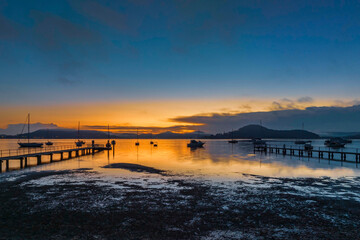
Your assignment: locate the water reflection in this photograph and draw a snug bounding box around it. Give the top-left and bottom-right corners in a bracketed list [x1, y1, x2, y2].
[1, 139, 360, 178]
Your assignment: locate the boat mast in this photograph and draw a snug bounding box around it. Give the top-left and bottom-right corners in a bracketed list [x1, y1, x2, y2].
[28, 113, 30, 143]
[78, 121, 80, 140]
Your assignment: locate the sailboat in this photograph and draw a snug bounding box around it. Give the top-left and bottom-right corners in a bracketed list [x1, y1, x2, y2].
[75, 122, 85, 147]
[106, 124, 112, 148]
[45, 129, 53, 146]
[18, 114, 43, 148]
[135, 128, 140, 146]
[228, 129, 238, 143]
[150, 131, 154, 144]
[294, 122, 311, 145]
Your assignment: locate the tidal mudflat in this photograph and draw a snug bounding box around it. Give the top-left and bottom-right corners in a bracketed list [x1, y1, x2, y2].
[1, 163, 360, 239]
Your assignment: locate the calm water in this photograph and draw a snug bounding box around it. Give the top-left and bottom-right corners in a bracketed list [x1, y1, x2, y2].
[1, 139, 360, 179]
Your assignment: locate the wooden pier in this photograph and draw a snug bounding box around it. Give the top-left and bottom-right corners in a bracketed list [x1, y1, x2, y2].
[254, 144, 360, 163]
[0, 144, 111, 173]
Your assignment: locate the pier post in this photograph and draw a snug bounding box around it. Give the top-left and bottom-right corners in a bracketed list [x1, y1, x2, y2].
[20, 157, 23, 169]
[50, 154, 53, 162]
[6, 160, 9, 171]
[37, 155, 41, 165]
[0, 160, 2, 172]
[24, 157, 28, 167]
[60, 152, 63, 160]
[76, 150, 79, 157]
[69, 151, 72, 158]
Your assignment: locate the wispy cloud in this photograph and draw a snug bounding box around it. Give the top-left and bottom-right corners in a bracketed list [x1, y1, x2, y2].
[83, 124, 201, 134]
[0, 14, 19, 40]
[170, 103, 360, 133]
[0, 122, 60, 135]
[29, 10, 101, 49]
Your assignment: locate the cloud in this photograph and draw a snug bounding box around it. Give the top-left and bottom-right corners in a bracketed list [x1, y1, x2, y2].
[0, 14, 19, 40]
[83, 124, 201, 134]
[297, 96, 313, 103]
[0, 123, 60, 135]
[70, 0, 128, 32]
[29, 10, 101, 49]
[56, 77, 81, 85]
[170, 104, 360, 134]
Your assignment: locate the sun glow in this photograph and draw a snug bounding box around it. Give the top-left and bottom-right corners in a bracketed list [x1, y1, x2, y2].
[0, 97, 357, 133]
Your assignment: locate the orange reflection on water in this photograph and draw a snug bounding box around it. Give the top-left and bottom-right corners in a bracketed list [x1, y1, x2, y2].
[1, 139, 359, 178]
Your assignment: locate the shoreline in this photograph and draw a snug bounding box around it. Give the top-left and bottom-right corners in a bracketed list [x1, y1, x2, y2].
[1, 167, 360, 239]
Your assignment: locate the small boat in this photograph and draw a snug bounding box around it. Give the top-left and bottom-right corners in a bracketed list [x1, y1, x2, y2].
[153, 142, 158, 147]
[18, 113, 43, 148]
[111, 140, 116, 145]
[228, 129, 238, 143]
[19, 142, 43, 148]
[135, 128, 140, 146]
[150, 131, 154, 144]
[252, 138, 266, 146]
[106, 125, 112, 148]
[75, 140, 85, 147]
[295, 140, 311, 144]
[187, 140, 205, 148]
[45, 129, 53, 145]
[75, 122, 85, 147]
[304, 143, 313, 151]
[325, 138, 346, 148]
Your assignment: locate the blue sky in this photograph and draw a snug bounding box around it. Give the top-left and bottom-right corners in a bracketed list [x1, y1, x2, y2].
[1, 0, 360, 132]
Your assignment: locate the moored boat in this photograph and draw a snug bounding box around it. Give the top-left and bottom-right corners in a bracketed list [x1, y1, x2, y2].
[187, 140, 205, 148]
[252, 138, 266, 146]
[295, 140, 311, 144]
[228, 129, 238, 143]
[304, 143, 313, 151]
[75, 122, 85, 147]
[18, 113, 43, 148]
[324, 138, 346, 148]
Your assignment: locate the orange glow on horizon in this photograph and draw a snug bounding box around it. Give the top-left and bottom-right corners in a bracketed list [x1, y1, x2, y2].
[0, 97, 357, 132]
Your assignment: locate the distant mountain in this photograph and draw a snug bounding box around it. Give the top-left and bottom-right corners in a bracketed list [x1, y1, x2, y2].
[15, 129, 110, 139]
[9, 129, 209, 139]
[4, 125, 320, 139]
[207, 125, 320, 139]
[345, 133, 360, 139]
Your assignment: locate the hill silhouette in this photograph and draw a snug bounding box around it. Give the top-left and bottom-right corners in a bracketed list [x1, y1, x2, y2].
[208, 125, 319, 139]
[7, 125, 320, 139]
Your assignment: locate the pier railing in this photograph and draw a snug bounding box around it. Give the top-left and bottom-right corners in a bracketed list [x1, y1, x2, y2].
[265, 144, 359, 154]
[0, 145, 86, 158]
[255, 144, 360, 163]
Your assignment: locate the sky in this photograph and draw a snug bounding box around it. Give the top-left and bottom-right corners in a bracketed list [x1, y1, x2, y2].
[1, 0, 360, 134]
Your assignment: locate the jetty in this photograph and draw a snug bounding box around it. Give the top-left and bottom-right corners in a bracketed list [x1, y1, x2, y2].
[0, 144, 111, 173]
[254, 144, 360, 163]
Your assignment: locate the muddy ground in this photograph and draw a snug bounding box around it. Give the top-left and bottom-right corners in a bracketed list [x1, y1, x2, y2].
[1, 166, 360, 239]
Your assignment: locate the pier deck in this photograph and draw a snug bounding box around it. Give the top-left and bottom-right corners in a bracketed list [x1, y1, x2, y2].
[254, 144, 360, 163]
[0, 144, 111, 173]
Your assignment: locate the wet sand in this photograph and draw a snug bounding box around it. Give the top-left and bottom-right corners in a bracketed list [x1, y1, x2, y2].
[1, 165, 360, 239]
